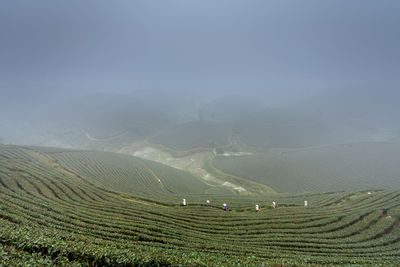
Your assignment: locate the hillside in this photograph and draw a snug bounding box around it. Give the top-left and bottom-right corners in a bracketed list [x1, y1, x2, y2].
[4, 92, 399, 153]
[148, 120, 232, 151]
[1, 145, 400, 265]
[213, 142, 400, 193]
[42, 149, 210, 200]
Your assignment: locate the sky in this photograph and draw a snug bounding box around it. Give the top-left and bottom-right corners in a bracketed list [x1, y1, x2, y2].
[0, 0, 399, 101]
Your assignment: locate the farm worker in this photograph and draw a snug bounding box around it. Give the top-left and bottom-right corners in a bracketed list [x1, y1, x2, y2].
[223, 203, 227, 211]
[206, 200, 211, 207]
[256, 204, 260, 212]
[304, 200, 308, 207]
[182, 198, 187, 206]
[272, 201, 276, 209]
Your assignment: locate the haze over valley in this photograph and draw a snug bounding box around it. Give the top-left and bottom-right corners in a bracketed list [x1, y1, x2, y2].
[1, 0, 399, 265]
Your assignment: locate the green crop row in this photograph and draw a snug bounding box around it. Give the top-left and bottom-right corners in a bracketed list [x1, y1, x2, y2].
[1, 145, 400, 265]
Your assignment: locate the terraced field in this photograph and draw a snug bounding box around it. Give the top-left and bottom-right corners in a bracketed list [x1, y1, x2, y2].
[41, 149, 210, 202]
[213, 142, 400, 193]
[1, 145, 400, 265]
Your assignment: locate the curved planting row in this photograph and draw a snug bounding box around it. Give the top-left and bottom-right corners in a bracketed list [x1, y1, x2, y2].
[44, 150, 209, 200]
[0, 145, 399, 265]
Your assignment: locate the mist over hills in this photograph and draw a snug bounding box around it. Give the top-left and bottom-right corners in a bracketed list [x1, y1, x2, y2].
[1, 89, 400, 150]
[1, 0, 399, 264]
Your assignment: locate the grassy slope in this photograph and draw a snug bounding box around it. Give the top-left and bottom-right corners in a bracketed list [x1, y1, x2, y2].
[213, 142, 400, 193]
[1, 145, 400, 265]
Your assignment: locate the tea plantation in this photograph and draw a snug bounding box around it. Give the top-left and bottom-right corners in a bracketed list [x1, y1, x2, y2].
[0, 145, 399, 266]
[213, 142, 400, 193]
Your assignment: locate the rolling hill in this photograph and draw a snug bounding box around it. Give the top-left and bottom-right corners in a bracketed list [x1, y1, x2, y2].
[1, 145, 400, 265]
[4, 92, 399, 154]
[213, 142, 400, 193]
[43, 149, 210, 199]
[148, 120, 232, 151]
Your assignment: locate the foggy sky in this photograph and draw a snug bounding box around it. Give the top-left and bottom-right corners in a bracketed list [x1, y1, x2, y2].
[0, 0, 399, 100]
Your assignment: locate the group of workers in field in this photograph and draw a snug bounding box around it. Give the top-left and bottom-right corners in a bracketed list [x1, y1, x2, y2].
[181, 199, 309, 211]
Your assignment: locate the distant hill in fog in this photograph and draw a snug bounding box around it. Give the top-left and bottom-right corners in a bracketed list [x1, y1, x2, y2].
[1, 91, 399, 151]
